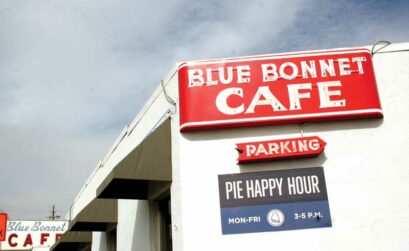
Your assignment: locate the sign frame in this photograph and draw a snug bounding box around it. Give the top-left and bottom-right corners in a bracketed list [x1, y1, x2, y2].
[218, 167, 332, 234]
[236, 136, 326, 164]
[0, 220, 67, 250]
[178, 48, 383, 132]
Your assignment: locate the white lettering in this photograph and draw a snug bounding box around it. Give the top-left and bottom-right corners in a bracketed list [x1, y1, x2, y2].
[287, 175, 321, 195]
[225, 181, 244, 200]
[225, 182, 233, 200]
[280, 62, 298, 80]
[205, 68, 218, 86]
[319, 59, 335, 77]
[338, 58, 351, 76]
[301, 60, 317, 78]
[288, 177, 296, 195]
[268, 143, 279, 154]
[188, 69, 204, 87]
[189, 56, 366, 88]
[245, 86, 287, 113]
[255, 144, 268, 156]
[309, 139, 320, 151]
[352, 57, 366, 74]
[288, 83, 312, 110]
[318, 81, 346, 108]
[298, 140, 308, 152]
[312, 175, 320, 193]
[236, 65, 251, 83]
[261, 64, 278, 82]
[246, 178, 283, 198]
[215, 88, 244, 115]
[219, 67, 233, 84]
[246, 144, 256, 157]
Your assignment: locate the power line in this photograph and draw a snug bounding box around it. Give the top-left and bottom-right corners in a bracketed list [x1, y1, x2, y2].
[47, 205, 60, 220]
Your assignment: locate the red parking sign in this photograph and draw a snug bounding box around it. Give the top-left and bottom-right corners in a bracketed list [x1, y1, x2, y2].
[236, 136, 326, 164]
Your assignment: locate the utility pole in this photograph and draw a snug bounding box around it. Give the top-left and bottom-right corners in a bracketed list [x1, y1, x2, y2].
[47, 205, 60, 220]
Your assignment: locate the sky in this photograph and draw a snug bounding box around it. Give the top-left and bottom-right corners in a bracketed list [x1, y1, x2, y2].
[0, 0, 408, 220]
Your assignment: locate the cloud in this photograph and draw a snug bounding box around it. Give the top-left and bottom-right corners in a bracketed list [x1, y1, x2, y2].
[0, 0, 408, 219]
[152, 0, 308, 60]
[263, 0, 409, 52]
[0, 123, 115, 219]
[1, 1, 144, 132]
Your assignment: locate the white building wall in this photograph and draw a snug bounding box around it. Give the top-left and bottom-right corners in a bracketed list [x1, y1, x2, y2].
[172, 44, 409, 251]
[92, 232, 107, 251]
[117, 200, 150, 251]
[92, 228, 116, 251]
[66, 43, 409, 251]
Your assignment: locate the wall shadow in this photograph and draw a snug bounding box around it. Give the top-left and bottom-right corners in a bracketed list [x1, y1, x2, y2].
[181, 118, 384, 142]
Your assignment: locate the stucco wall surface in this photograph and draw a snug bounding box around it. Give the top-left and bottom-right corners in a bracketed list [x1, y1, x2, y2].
[173, 43, 409, 251]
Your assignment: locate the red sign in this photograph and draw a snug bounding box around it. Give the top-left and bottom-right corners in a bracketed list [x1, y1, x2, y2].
[236, 136, 326, 164]
[0, 213, 7, 241]
[178, 48, 382, 131]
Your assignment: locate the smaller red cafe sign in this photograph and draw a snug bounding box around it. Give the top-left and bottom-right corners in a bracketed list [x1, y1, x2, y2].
[0, 221, 67, 250]
[0, 213, 7, 241]
[178, 48, 383, 131]
[236, 136, 326, 164]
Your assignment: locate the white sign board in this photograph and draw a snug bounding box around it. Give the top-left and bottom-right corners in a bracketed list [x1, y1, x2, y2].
[0, 221, 67, 250]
